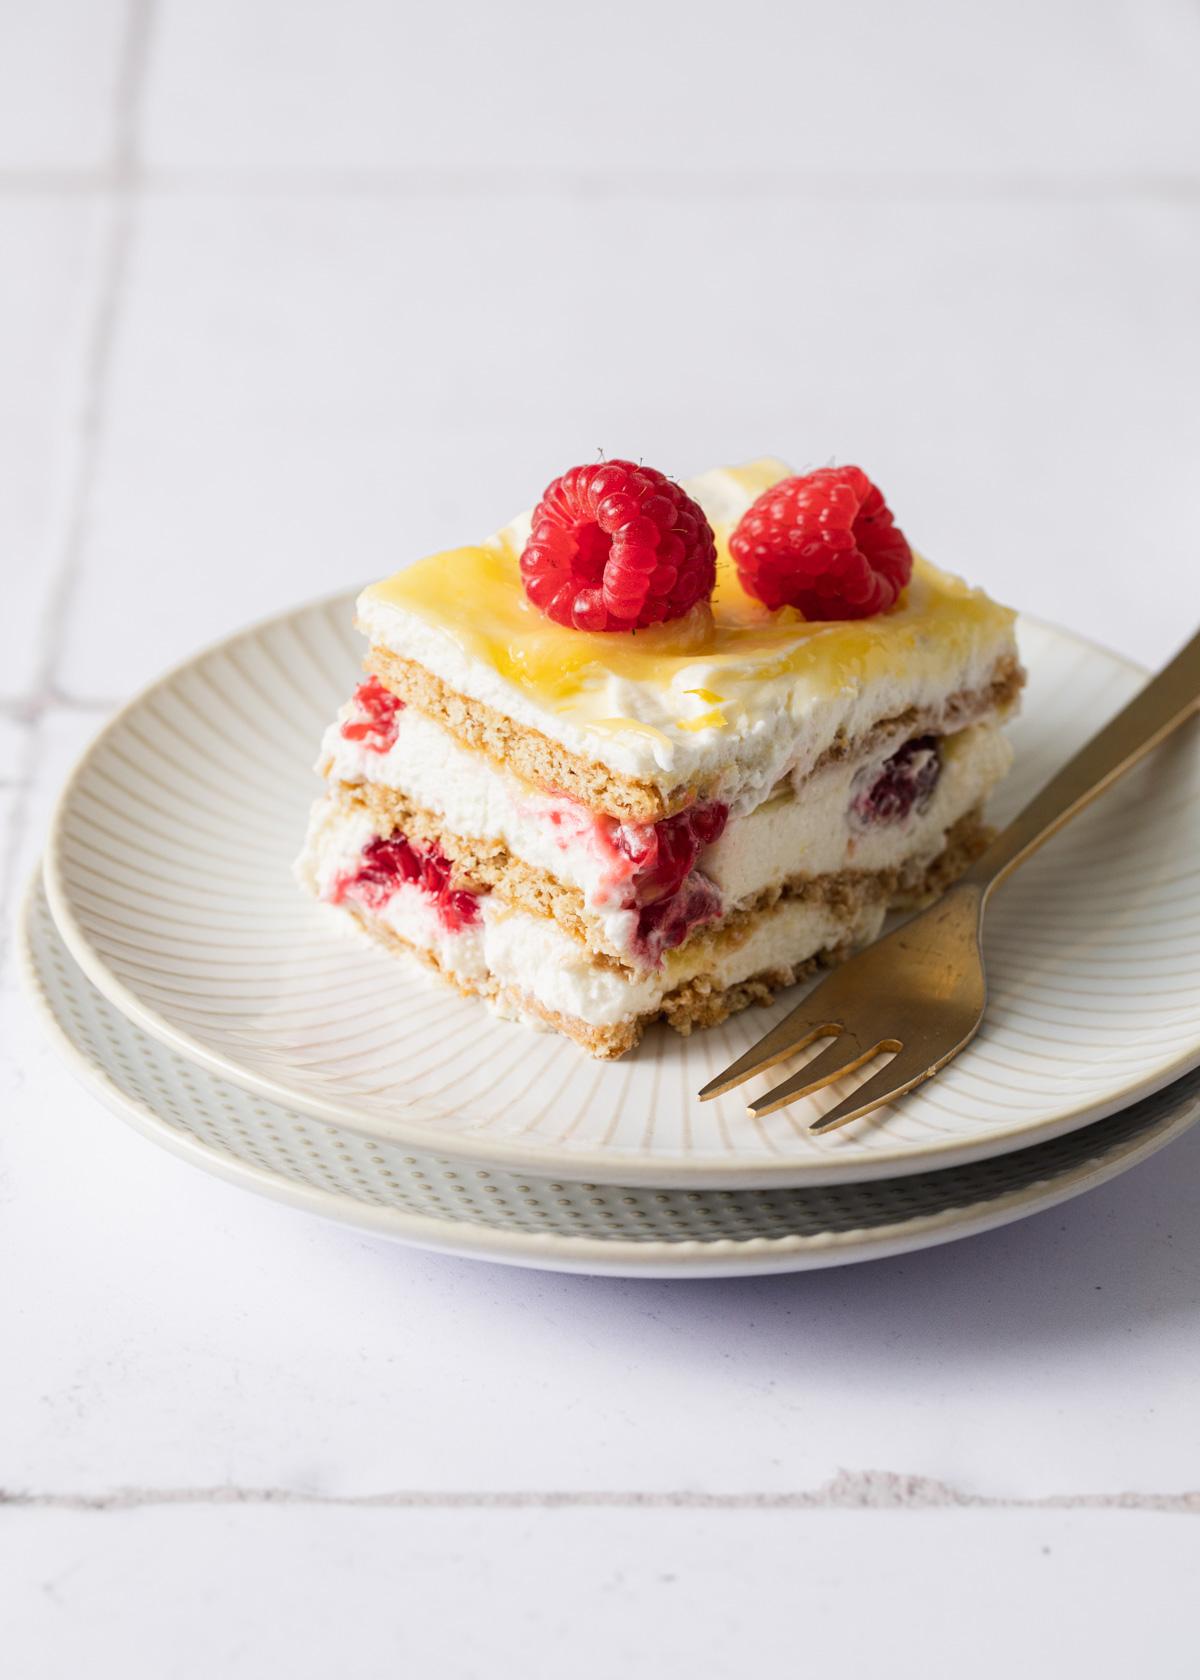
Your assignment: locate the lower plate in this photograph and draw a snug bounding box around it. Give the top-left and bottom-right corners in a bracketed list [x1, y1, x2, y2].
[42, 594, 1200, 1184]
[18, 872, 1200, 1277]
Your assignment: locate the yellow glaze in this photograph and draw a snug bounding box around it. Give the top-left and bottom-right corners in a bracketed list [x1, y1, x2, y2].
[362, 460, 1016, 742]
[676, 709, 728, 734]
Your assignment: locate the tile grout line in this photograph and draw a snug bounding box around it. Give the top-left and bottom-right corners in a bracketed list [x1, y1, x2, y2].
[2, 1472, 1199, 1515]
[0, 0, 156, 954]
[24, 0, 156, 712]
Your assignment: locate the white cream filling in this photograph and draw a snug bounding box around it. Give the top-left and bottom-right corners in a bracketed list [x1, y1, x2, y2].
[479, 891, 889, 1028]
[703, 721, 1012, 904]
[297, 794, 890, 1029]
[318, 698, 1011, 960]
[321, 703, 620, 899]
[482, 907, 662, 1024]
[319, 701, 645, 955]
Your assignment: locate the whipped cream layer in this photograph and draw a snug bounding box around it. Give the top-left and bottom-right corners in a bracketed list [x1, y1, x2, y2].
[297, 796, 888, 1031]
[357, 459, 1019, 811]
[320, 696, 1012, 968]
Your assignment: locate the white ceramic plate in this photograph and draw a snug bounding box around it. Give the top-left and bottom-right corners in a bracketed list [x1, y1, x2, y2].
[43, 591, 1200, 1186]
[19, 872, 1200, 1277]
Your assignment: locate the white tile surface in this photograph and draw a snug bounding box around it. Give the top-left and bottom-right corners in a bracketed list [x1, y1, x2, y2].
[4, 1504, 1199, 1680]
[0, 714, 28, 868]
[0, 0, 127, 172]
[57, 188, 1200, 699]
[7, 1, 1200, 1671]
[0, 200, 109, 701]
[6, 870, 1200, 1504]
[144, 0, 1200, 179]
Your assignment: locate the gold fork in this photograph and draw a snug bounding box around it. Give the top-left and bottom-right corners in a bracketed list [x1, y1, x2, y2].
[698, 626, 1200, 1133]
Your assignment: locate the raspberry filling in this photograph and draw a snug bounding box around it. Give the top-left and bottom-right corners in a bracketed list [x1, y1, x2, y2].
[615, 802, 727, 964]
[332, 831, 483, 934]
[532, 793, 728, 965]
[633, 871, 724, 966]
[615, 802, 727, 903]
[852, 735, 941, 825]
[340, 676, 403, 753]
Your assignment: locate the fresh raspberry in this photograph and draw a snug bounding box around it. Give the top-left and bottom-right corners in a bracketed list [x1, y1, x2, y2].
[341, 676, 402, 752]
[520, 460, 718, 632]
[730, 466, 912, 619]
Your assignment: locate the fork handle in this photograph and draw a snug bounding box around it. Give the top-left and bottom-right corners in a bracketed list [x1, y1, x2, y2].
[963, 624, 1200, 897]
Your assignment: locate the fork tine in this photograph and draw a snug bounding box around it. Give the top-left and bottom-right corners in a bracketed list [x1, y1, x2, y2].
[696, 1012, 844, 1102]
[746, 1032, 902, 1118]
[806, 1048, 936, 1134]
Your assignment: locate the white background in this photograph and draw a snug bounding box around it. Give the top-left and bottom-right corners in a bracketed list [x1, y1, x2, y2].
[3, 2, 1200, 1674]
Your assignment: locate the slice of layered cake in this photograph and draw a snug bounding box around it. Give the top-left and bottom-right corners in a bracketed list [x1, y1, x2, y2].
[296, 458, 1022, 1057]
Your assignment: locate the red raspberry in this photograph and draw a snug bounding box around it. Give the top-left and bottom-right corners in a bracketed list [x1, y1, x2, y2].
[337, 832, 483, 933]
[730, 466, 913, 620]
[520, 460, 718, 632]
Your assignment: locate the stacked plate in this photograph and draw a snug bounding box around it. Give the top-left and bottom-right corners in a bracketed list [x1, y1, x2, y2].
[18, 594, 1200, 1276]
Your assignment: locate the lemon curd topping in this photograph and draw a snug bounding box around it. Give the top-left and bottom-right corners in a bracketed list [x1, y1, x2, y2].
[356, 461, 1019, 789]
[363, 541, 1012, 732]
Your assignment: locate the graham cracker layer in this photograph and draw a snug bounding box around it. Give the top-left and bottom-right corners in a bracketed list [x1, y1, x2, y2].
[364, 644, 1025, 823]
[339, 779, 613, 959]
[327, 780, 992, 972]
[364, 645, 684, 822]
[320, 808, 992, 1059]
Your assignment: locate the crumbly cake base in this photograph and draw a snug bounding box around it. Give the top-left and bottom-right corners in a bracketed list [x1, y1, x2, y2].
[364, 644, 1024, 824]
[325, 809, 992, 1059]
[363, 645, 684, 822]
[320, 778, 990, 967]
[335, 778, 616, 956]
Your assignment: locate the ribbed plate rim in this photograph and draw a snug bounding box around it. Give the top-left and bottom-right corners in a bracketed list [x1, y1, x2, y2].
[17, 868, 1200, 1278]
